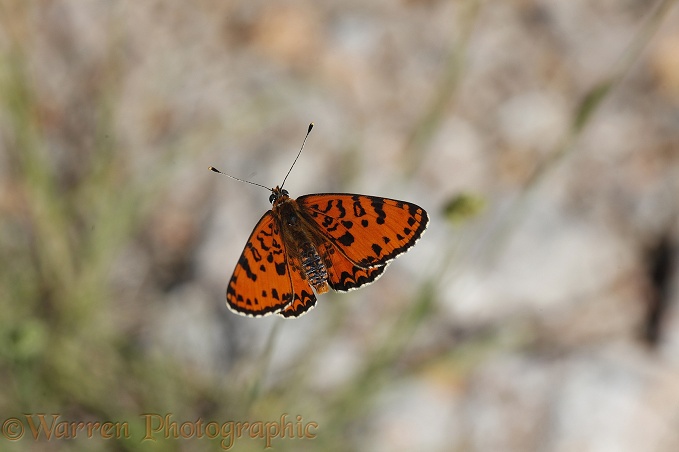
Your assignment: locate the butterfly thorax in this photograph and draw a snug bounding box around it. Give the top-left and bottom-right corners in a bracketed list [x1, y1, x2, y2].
[271, 188, 331, 295]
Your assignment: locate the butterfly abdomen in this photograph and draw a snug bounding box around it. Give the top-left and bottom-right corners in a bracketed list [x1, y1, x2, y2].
[300, 243, 329, 294]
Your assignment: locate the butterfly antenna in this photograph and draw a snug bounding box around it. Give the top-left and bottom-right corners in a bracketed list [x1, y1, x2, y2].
[280, 122, 314, 190]
[208, 166, 271, 192]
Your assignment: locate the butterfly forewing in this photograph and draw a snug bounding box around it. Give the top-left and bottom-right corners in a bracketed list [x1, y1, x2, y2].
[226, 212, 295, 316]
[298, 194, 429, 268]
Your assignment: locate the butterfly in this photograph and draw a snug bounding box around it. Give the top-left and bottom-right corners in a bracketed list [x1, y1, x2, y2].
[210, 123, 428, 318]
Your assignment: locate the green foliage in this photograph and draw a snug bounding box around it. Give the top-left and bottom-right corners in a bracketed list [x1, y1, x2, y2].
[442, 193, 485, 225]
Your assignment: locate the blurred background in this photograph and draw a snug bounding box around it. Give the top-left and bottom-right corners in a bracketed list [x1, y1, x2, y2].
[1, 0, 679, 451]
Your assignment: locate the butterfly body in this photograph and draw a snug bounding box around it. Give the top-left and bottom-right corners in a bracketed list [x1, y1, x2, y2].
[225, 186, 428, 318]
[270, 186, 331, 295]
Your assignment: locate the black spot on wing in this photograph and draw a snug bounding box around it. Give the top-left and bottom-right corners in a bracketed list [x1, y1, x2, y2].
[352, 196, 367, 217]
[371, 198, 387, 225]
[251, 246, 263, 262]
[239, 254, 257, 281]
[316, 199, 333, 213]
[335, 199, 346, 218]
[338, 231, 355, 246]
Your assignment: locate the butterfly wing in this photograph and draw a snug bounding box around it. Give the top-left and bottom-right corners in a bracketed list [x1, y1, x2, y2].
[226, 212, 295, 317]
[298, 193, 429, 268]
[317, 241, 386, 292]
[277, 266, 317, 318]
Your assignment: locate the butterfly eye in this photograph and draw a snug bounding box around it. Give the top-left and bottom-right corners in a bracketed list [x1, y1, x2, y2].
[269, 193, 276, 204]
[282, 189, 289, 197]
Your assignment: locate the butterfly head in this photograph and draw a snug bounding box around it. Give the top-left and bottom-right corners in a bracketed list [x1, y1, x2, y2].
[269, 186, 290, 205]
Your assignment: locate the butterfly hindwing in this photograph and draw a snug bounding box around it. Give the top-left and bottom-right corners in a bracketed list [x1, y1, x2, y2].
[317, 241, 386, 292]
[226, 212, 295, 317]
[278, 266, 317, 318]
[298, 194, 429, 268]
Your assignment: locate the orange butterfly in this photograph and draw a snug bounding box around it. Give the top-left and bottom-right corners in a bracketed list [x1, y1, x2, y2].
[210, 124, 428, 318]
